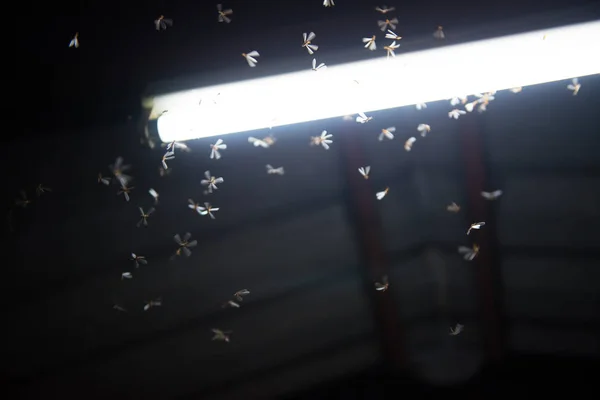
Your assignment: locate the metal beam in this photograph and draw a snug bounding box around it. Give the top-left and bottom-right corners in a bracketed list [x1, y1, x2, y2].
[458, 115, 506, 362]
[338, 131, 406, 371]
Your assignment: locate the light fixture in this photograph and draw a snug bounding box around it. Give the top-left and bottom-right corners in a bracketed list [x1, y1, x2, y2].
[150, 21, 600, 143]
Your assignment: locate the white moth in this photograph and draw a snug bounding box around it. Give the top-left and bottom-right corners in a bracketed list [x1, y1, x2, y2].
[210, 138, 227, 159]
[69, 32, 79, 48]
[149, 188, 159, 205]
[234, 289, 250, 302]
[137, 207, 155, 227]
[266, 164, 285, 175]
[358, 166, 371, 179]
[323, 0, 335, 6]
[448, 109, 466, 119]
[375, 275, 389, 291]
[144, 298, 162, 311]
[417, 124, 431, 137]
[201, 170, 224, 193]
[211, 329, 232, 342]
[567, 78, 581, 95]
[384, 41, 400, 58]
[377, 18, 398, 32]
[161, 152, 174, 170]
[467, 222, 486, 235]
[173, 232, 198, 258]
[385, 29, 401, 41]
[375, 5, 395, 14]
[481, 190, 503, 200]
[131, 253, 148, 268]
[433, 26, 445, 39]
[458, 244, 479, 261]
[216, 4, 233, 23]
[449, 323, 464, 336]
[155, 15, 173, 31]
[117, 183, 134, 202]
[97, 173, 110, 186]
[404, 137, 416, 151]
[312, 58, 327, 71]
[446, 202, 460, 213]
[376, 187, 389, 200]
[164, 140, 190, 153]
[310, 130, 333, 150]
[302, 32, 319, 54]
[415, 102, 427, 110]
[356, 111, 372, 124]
[242, 51, 260, 67]
[362, 35, 377, 51]
[121, 272, 132, 280]
[379, 127, 395, 141]
[198, 202, 220, 219]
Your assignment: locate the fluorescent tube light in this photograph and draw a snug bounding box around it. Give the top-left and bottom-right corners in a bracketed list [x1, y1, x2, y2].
[152, 21, 600, 142]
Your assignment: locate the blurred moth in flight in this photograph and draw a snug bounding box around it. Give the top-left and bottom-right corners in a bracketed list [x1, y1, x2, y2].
[404, 137, 416, 151]
[464, 100, 478, 113]
[159, 166, 171, 177]
[15, 190, 32, 208]
[302, 32, 319, 54]
[362, 35, 377, 51]
[379, 127, 395, 141]
[567, 78, 580, 95]
[416, 102, 427, 110]
[375, 5, 395, 14]
[117, 183, 134, 202]
[323, 0, 335, 6]
[144, 298, 162, 311]
[510, 87, 523, 93]
[69, 32, 79, 48]
[210, 138, 227, 159]
[113, 304, 127, 312]
[356, 112, 372, 124]
[376, 187, 389, 200]
[467, 221, 485, 235]
[161, 151, 175, 169]
[222, 300, 240, 308]
[378, 18, 398, 32]
[131, 253, 147, 268]
[385, 29, 401, 41]
[97, 173, 110, 186]
[458, 244, 479, 261]
[446, 202, 460, 213]
[449, 323, 464, 336]
[266, 164, 285, 175]
[375, 275, 389, 292]
[310, 130, 333, 150]
[137, 207, 155, 227]
[149, 188, 159, 205]
[188, 199, 203, 215]
[384, 41, 400, 58]
[448, 109, 466, 119]
[248, 136, 275, 148]
[173, 232, 198, 258]
[211, 329, 232, 342]
[481, 190, 503, 200]
[155, 15, 173, 31]
[433, 26, 445, 39]
[417, 124, 431, 137]
[234, 289, 250, 302]
[164, 140, 190, 153]
[216, 4, 233, 23]
[201, 170, 224, 193]
[121, 272, 132, 280]
[198, 202, 220, 219]
[109, 156, 131, 186]
[312, 58, 326, 71]
[358, 166, 371, 179]
[242, 51, 260, 67]
[450, 96, 468, 106]
[35, 184, 51, 196]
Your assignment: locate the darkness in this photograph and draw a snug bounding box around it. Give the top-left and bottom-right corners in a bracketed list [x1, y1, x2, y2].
[7, 0, 600, 398]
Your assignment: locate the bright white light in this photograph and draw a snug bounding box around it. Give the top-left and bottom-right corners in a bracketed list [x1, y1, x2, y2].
[153, 21, 600, 142]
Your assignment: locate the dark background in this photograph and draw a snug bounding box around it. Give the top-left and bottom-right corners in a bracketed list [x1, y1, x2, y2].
[6, 0, 600, 398]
